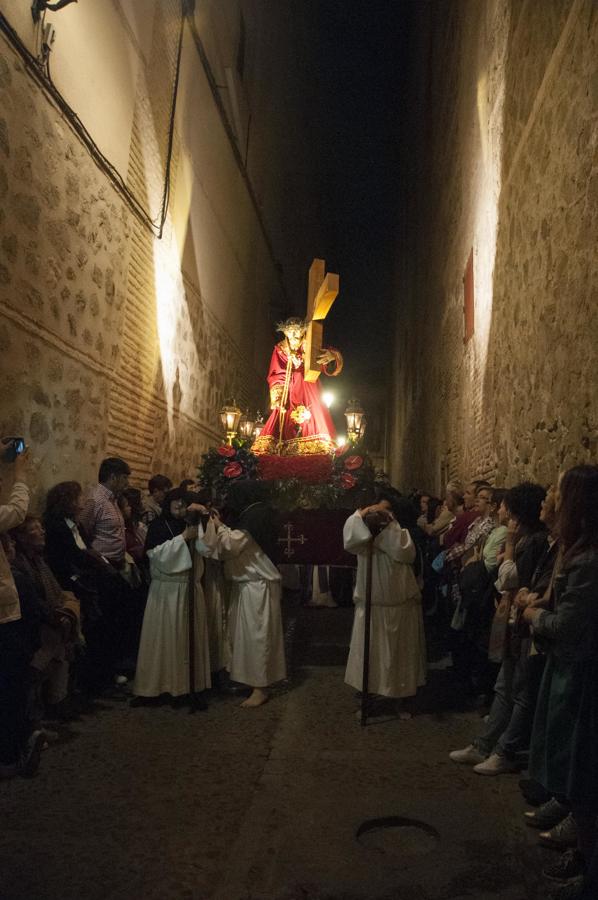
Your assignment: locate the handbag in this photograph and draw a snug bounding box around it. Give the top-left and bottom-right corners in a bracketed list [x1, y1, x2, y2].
[487, 591, 513, 663]
[431, 550, 446, 574]
[120, 552, 142, 589]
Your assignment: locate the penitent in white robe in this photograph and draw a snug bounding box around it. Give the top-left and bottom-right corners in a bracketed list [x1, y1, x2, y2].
[202, 519, 231, 674]
[344, 512, 426, 699]
[216, 525, 286, 688]
[134, 532, 211, 697]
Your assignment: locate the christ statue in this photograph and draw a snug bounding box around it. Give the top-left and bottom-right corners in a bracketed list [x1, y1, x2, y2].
[252, 317, 343, 455]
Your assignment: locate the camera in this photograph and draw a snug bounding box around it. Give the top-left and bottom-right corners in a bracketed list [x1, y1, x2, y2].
[1, 437, 26, 463]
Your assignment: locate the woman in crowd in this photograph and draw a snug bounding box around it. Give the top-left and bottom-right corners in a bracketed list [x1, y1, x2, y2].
[116, 487, 149, 674]
[423, 481, 462, 541]
[132, 488, 211, 707]
[450, 483, 558, 775]
[43, 480, 106, 593]
[0, 531, 45, 778]
[454, 485, 506, 699]
[118, 488, 148, 568]
[442, 481, 485, 551]
[521, 465, 598, 899]
[481, 488, 508, 571]
[11, 517, 80, 725]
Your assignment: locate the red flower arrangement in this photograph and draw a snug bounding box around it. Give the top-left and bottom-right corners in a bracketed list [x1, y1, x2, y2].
[344, 455, 363, 471]
[223, 462, 243, 478]
[340, 472, 357, 489]
[217, 445, 236, 458]
[257, 453, 332, 484]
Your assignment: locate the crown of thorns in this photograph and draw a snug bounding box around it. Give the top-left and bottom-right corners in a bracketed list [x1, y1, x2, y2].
[276, 317, 306, 333]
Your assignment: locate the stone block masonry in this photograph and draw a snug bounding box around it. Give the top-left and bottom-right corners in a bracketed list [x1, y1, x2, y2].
[0, 44, 131, 496]
[388, 0, 598, 492]
[0, 19, 266, 505]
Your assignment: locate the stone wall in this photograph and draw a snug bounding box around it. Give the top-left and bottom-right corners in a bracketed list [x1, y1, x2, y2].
[388, 0, 598, 493]
[0, 2, 318, 506]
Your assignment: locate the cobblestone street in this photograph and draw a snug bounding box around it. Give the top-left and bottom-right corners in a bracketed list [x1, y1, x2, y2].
[2, 607, 546, 900]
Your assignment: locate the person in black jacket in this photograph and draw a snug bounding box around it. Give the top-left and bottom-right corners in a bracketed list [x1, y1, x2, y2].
[43, 481, 118, 694]
[43, 481, 103, 590]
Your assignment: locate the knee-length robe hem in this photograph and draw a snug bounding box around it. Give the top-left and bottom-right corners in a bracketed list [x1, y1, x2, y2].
[134, 533, 211, 698]
[343, 512, 427, 699]
[216, 525, 286, 689]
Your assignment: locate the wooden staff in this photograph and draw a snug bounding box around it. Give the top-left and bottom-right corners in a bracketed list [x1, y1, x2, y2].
[360, 538, 374, 727]
[187, 537, 198, 713]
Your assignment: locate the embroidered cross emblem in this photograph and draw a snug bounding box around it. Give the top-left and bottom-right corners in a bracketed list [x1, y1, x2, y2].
[277, 522, 307, 558]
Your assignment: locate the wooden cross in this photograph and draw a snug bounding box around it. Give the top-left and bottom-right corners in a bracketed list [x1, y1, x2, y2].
[303, 258, 340, 382]
[277, 522, 308, 558]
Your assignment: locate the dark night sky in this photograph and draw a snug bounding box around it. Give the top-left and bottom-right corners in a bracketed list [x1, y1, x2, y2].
[309, 0, 412, 390]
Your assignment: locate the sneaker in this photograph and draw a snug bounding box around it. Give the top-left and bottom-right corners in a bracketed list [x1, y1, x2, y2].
[473, 752, 519, 776]
[18, 730, 45, 778]
[449, 744, 486, 765]
[540, 813, 578, 850]
[525, 797, 570, 829]
[543, 849, 586, 884]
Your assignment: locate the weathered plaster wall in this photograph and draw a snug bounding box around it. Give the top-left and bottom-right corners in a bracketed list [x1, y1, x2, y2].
[388, 0, 598, 492]
[0, 1, 319, 504]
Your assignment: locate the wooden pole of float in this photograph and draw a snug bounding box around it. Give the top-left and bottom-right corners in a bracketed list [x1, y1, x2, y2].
[187, 538, 198, 713]
[360, 539, 374, 727]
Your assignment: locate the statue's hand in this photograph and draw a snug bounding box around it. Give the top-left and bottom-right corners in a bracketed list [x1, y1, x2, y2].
[317, 349, 336, 366]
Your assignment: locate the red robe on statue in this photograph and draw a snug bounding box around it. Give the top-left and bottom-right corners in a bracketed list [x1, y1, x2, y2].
[252, 340, 342, 455]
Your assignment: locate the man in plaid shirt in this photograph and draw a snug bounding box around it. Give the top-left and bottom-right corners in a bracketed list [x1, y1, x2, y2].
[79, 457, 131, 691]
[80, 458, 131, 566]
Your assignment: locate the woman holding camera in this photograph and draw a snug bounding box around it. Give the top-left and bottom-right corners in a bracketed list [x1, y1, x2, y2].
[131, 489, 211, 707]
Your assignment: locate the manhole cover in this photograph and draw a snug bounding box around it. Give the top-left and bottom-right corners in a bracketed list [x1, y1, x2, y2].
[356, 816, 440, 859]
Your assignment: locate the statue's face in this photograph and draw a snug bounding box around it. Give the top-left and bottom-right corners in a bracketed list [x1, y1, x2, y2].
[284, 325, 304, 351]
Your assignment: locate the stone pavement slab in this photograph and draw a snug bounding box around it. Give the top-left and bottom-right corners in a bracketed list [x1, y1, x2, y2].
[1, 628, 547, 900]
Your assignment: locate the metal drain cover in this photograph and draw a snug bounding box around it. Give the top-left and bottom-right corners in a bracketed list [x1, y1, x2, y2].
[356, 816, 440, 858]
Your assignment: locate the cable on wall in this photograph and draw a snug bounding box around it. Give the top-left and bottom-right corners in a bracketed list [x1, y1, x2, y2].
[0, 3, 186, 238]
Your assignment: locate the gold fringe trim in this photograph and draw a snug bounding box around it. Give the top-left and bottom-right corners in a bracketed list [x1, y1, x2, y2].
[252, 433, 334, 456]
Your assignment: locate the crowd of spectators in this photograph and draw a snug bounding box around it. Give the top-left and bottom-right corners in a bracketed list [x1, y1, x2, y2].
[0, 454, 184, 780]
[410, 468, 598, 900]
[1, 446, 596, 899]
